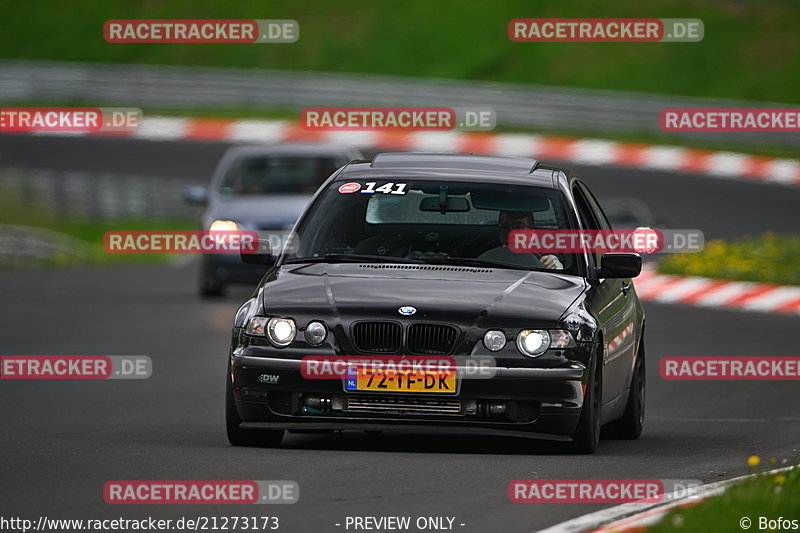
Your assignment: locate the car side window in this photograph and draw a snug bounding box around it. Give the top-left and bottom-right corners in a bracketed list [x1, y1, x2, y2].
[572, 184, 602, 267]
[572, 185, 598, 230]
[580, 183, 613, 231]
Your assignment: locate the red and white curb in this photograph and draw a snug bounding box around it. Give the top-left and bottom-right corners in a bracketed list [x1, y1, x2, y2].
[536, 466, 796, 533]
[34, 117, 800, 187]
[635, 265, 800, 315]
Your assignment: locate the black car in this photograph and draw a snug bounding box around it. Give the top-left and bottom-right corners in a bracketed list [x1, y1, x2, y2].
[226, 153, 646, 453]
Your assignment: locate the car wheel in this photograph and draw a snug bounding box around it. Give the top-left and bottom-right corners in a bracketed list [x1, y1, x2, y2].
[570, 347, 602, 454]
[603, 335, 645, 439]
[200, 277, 225, 298]
[226, 363, 284, 447]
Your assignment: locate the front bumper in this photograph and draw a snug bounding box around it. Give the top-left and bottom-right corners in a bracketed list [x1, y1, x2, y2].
[230, 354, 586, 439]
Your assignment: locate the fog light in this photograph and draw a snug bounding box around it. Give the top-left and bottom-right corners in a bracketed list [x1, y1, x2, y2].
[489, 402, 508, 416]
[303, 395, 331, 410]
[483, 330, 507, 352]
[304, 321, 327, 346]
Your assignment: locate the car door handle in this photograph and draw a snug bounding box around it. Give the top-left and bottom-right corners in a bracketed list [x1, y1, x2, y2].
[621, 282, 632, 295]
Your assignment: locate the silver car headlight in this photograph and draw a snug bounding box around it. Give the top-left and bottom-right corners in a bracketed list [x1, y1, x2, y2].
[516, 329, 576, 357]
[516, 330, 550, 357]
[209, 219, 239, 232]
[266, 317, 296, 347]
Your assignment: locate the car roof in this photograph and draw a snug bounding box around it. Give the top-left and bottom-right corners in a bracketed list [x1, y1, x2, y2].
[371, 152, 539, 172]
[223, 143, 364, 159]
[336, 152, 566, 189]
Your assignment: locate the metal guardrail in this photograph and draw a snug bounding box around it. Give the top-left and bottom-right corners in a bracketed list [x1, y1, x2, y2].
[0, 167, 197, 220]
[0, 224, 101, 265]
[1, 59, 798, 149]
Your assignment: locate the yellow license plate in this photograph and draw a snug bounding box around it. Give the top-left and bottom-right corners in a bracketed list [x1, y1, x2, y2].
[349, 368, 458, 394]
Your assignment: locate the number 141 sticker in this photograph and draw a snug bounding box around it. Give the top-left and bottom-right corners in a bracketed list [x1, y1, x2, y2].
[361, 182, 407, 195]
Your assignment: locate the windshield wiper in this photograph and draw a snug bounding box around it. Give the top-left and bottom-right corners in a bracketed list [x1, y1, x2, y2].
[285, 253, 425, 265]
[285, 254, 539, 271]
[414, 256, 535, 271]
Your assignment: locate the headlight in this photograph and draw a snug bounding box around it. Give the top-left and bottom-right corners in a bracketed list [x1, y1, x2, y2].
[304, 321, 327, 346]
[267, 317, 296, 347]
[549, 329, 576, 349]
[245, 316, 268, 336]
[516, 330, 550, 357]
[483, 330, 506, 352]
[209, 219, 239, 232]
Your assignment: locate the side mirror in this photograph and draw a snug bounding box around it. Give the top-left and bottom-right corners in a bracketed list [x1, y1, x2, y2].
[241, 239, 275, 266]
[184, 185, 208, 205]
[595, 253, 641, 279]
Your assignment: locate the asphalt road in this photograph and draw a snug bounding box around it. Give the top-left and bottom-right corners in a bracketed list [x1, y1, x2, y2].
[1, 264, 799, 532]
[1, 134, 799, 532]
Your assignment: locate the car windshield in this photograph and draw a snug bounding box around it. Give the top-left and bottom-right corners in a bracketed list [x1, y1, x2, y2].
[284, 179, 580, 274]
[219, 156, 347, 196]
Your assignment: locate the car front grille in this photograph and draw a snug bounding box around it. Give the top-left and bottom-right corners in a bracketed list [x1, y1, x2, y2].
[407, 324, 457, 355]
[351, 322, 459, 354]
[352, 322, 402, 353]
[344, 395, 462, 416]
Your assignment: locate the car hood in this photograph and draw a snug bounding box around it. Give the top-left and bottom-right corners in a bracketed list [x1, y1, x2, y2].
[207, 195, 311, 228]
[260, 263, 586, 327]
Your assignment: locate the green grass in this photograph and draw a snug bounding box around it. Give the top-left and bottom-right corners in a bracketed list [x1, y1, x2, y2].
[648, 466, 800, 533]
[2, 0, 800, 103]
[657, 233, 800, 286]
[0, 199, 195, 268]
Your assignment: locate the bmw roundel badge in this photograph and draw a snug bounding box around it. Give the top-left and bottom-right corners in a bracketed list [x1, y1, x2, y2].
[398, 306, 417, 316]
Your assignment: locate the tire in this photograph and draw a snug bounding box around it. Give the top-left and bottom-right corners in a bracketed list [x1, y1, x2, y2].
[226, 363, 284, 447]
[570, 347, 602, 454]
[603, 336, 645, 439]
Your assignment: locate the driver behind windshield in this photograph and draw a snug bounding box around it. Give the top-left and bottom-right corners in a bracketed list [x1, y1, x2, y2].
[478, 211, 563, 270]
